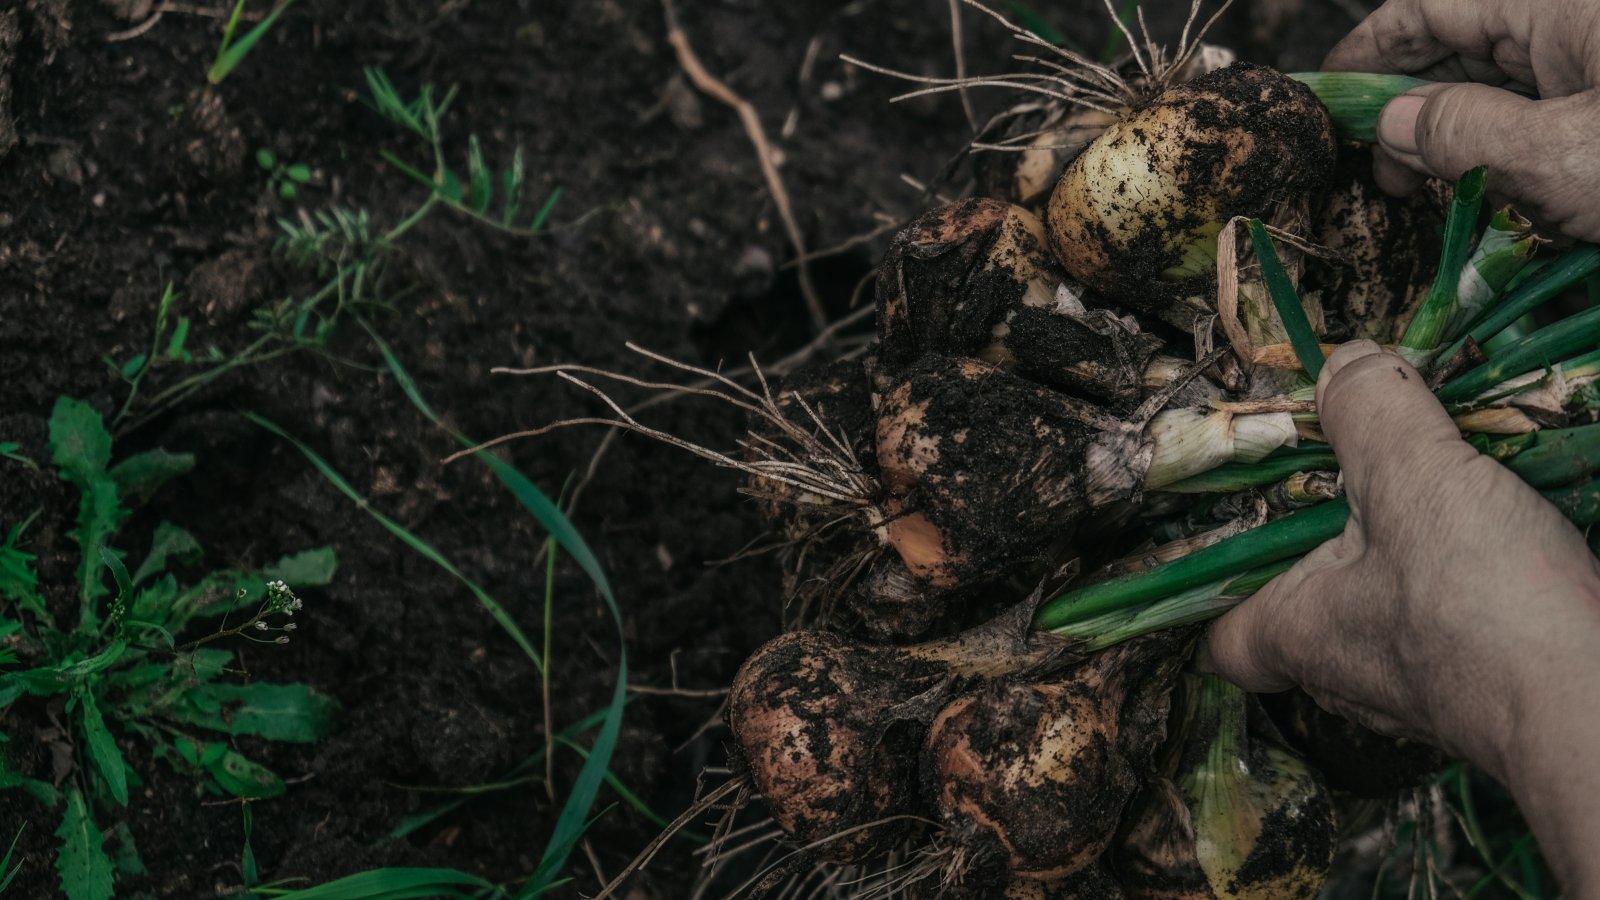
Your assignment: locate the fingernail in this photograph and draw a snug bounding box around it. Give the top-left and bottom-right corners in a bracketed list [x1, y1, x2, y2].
[1377, 94, 1425, 155]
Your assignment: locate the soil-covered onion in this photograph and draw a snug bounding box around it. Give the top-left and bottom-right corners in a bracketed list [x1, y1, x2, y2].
[874, 356, 1149, 585]
[729, 620, 1072, 862]
[727, 630, 942, 861]
[925, 640, 1184, 885]
[1001, 864, 1128, 899]
[1046, 63, 1335, 304]
[874, 200, 1163, 403]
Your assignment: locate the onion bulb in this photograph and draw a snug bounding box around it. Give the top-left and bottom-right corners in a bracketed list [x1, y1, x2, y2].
[1149, 674, 1335, 900]
[1003, 864, 1128, 900]
[874, 356, 1149, 585]
[1046, 63, 1335, 304]
[925, 639, 1184, 885]
[727, 630, 939, 861]
[729, 620, 1071, 862]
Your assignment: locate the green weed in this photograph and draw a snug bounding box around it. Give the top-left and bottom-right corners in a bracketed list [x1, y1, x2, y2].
[209, 0, 300, 84]
[0, 398, 339, 900]
[114, 69, 559, 434]
[257, 149, 313, 201]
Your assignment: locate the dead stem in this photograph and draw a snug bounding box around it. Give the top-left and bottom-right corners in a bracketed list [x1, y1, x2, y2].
[661, 0, 827, 333]
[592, 775, 750, 900]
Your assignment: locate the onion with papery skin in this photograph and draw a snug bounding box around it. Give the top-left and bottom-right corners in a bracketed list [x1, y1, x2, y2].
[1001, 864, 1128, 900]
[1113, 777, 1210, 900]
[1145, 674, 1335, 900]
[727, 630, 941, 862]
[875, 356, 1149, 586]
[730, 618, 1072, 862]
[1046, 63, 1335, 305]
[925, 638, 1185, 886]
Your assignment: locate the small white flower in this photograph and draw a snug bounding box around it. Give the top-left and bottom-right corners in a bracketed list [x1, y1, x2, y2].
[274, 636, 290, 644]
[283, 623, 297, 632]
[254, 621, 269, 631]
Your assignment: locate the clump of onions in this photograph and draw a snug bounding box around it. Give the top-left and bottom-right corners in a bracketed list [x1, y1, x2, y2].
[924, 639, 1184, 885]
[874, 199, 1163, 404]
[1047, 63, 1335, 304]
[1258, 688, 1443, 799]
[729, 620, 1071, 862]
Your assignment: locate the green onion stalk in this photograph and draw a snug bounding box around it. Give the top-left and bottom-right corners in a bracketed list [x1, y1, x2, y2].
[1036, 421, 1600, 642]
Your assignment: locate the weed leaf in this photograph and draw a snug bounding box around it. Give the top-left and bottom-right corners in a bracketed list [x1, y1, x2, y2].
[0, 518, 49, 619]
[133, 523, 203, 585]
[171, 682, 337, 743]
[55, 786, 114, 900]
[0, 755, 60, 807]
[48, 397, 112, 480]
[109, 448, 196, 504]
[264, 547, 337, 587]
[111, 822, 145, 876]
[78, 694, 129, 806]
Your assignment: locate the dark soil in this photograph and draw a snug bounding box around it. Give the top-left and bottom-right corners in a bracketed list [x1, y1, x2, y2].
[0, 0, 1368, 896]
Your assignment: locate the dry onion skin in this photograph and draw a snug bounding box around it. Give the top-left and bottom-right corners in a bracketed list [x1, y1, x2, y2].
[1046, 63, 1335, 305]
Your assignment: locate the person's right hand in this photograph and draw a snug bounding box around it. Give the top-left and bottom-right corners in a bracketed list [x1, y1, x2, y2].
[1323, 0, 1600, 243]
[1208, 341, 1600, 897]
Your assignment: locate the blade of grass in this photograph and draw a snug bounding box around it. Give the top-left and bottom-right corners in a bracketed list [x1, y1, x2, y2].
[0, 823, 23, 892]
[364, 328, 626, 897]
[244, 413, 543, 670]
[251, 867, 497, 899]
[1247, 219, 1325, 379]
[208, 0, 301, 84]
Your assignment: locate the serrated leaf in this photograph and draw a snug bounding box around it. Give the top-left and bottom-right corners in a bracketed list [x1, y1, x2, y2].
[130, 573, 179, 625]
[55, 786, 114, 900]
[78, 694, 128, 806]
[108, 448, 195, 504]
[264, 546, 337, 587]
[72, 476, 123, 609]
[0, 519, 48, 619]
[170, 682, 337, 743]
[49, 397, 112, 481]
[133, 523, 203, 585]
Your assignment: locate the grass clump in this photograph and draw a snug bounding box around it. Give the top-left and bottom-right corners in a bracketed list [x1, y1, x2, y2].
[0, 397, 338, 900]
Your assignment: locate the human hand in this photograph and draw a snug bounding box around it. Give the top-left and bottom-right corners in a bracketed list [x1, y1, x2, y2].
[1207, 341, 1600, 893]
[1323, 0, 1600, 243]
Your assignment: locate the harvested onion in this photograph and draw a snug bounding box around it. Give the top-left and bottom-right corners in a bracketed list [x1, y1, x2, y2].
[1047, 63, 1334, 304]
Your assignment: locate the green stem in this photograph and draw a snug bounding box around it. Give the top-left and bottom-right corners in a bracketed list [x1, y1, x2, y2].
[1401, 167, 1488, 355]
[1158, 450, 1338, 495]
[1437, 303, 1600, 402]
[1288, 73, 1431, 142]
[1033, 499, 1350, 631]
[1543, 477, 1600, 526]
[1437, 245, 1600, 363]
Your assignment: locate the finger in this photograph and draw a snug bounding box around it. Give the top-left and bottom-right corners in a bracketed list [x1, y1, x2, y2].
[1376, 83, 1600, 241]
[1314, 342, 1466, 509]
[1207, 538, 1355, 693]
[1322, 0, 1453, 75]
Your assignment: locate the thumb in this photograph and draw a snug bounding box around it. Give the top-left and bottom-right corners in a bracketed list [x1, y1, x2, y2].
[1377, 83, 1600, 240]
